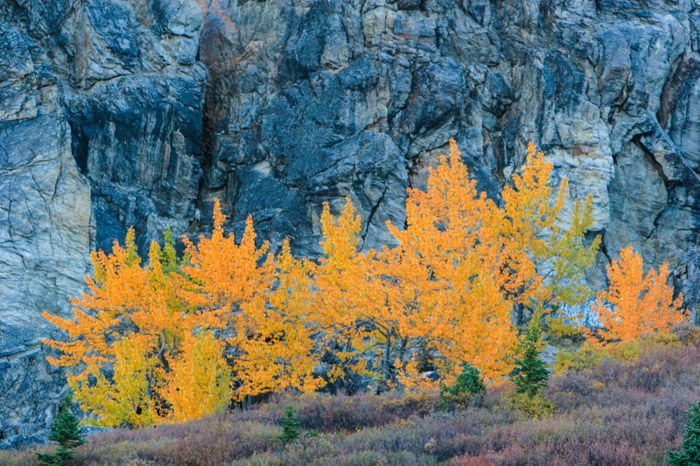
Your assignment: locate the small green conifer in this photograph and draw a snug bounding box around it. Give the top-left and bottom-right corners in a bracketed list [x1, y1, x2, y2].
[667, 401, 700, 465]
[513, 316, 550, 398]
[37, 393, 84, 466]
[279, 405, 300, 444]
[438, 364, 486, 410]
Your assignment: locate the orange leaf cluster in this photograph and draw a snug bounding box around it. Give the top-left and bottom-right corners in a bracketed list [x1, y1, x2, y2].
[42, 229, 231, 427]
[590, 246, 685, 345]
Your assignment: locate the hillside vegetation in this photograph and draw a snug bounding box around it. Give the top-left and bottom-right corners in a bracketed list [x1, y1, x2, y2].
[4, 325, 699, 465]
[39, 141, 686, 429]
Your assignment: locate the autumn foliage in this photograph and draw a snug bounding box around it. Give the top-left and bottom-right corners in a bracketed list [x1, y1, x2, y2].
[42, 228, 232, 427]
[590, 246, 685, 345]
[42, 140, 686, 427]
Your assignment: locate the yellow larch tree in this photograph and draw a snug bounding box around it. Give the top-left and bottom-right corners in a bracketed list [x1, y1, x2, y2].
[145, 238, 231, 422]
[181, 200, 324, 400]
[231, 239, 324, 399]
[43, 228, 231, 427]
[313, 200, 393, 387]
[42, 230, 184, 427]
[382, 140, 599, 382]
[386, 140, 522, 382]
[375, 240, 442, 389]
[591, 246, 685, 345]
[44, 200, 326, 426]
[501, 142, 600, 326]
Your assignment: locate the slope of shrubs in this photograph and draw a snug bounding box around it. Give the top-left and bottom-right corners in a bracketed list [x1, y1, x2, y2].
[3, 325, 699, 465]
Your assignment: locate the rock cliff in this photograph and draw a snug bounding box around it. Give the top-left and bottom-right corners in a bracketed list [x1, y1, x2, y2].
[1, 0, 698, 446]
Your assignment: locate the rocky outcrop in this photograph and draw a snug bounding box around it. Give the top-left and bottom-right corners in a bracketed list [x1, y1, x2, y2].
[0, 0, 207, 445]
[0, 0, 699, 446]
[195, 0, 700, 304]
[0, 9, 93, 442]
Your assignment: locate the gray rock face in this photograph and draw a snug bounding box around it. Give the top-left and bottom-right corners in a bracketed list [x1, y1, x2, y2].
[1, 0, 699, 445]
[0, 114, 92, 445]
[0, 0, 207, 445]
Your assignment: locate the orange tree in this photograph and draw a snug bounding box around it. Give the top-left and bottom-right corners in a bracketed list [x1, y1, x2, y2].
[382, 140, 599, 382]
[42, 229, 230, 427]
[312, 200, 392, 389]
[384, 140, 525, 382]
[312, 198, 451, 390]
[179, 200, 324, 401]
[230, 239, 325, 399]
[44, 201, 325, 426]
[590, 246, 685, 345]
[314, 140, 601, 386]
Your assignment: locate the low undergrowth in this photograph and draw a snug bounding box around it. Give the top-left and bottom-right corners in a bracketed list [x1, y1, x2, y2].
[3, 327, 699, 465]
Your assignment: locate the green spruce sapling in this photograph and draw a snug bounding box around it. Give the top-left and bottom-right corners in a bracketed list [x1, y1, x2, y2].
[667, 401, 700, 465]
[279, 405, 300, 444]
[513, 315, 550, 397]
[438, 363, 486, 410]
[37, 392, 84, 466]
[510, 315, 555, 417]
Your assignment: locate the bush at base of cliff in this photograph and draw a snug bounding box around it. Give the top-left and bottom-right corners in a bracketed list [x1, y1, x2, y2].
[437, 364, 486, 411]
[3, 336, 698, 466]
[506, 392, 556, 419]
[554, 325, 697, 373]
